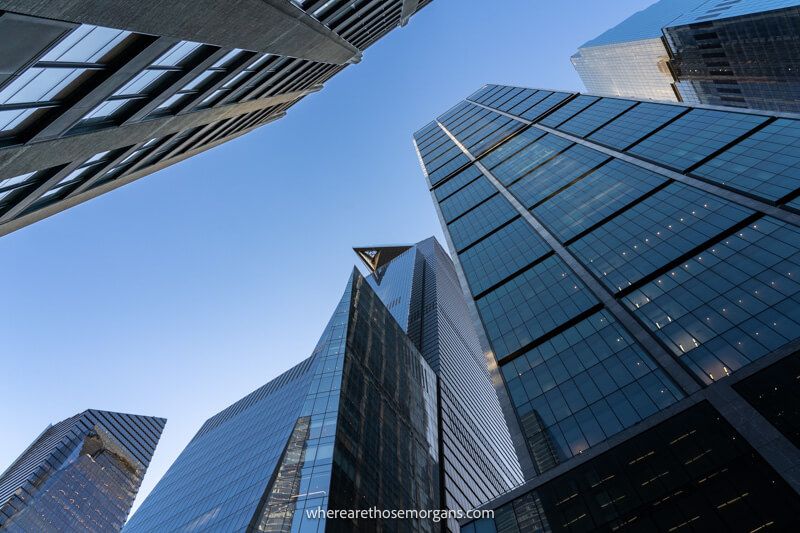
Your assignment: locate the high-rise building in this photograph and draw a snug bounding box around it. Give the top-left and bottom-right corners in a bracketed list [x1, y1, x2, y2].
[0, 409, 165, 532]
[572, 0, 800, 113]
[570, 0, 705, 102]
[124, 243, 521, 533]
[664, 0, 800, 112]
[413, 84, 800, 531]
[0, 0, 431, 237]
[358, 238, 523, 531]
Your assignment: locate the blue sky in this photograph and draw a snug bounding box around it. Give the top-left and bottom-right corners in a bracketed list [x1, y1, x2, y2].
[1, 0, 655, 511]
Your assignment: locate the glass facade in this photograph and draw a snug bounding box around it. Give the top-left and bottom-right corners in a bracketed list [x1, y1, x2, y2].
[125, 267, 451, 532]
[463, 402, 800, 533]
[363, 239, 524, 532]
[0, 410, 165, 532]
[414, 83, 800, 529]
[665, 3, 800, 112]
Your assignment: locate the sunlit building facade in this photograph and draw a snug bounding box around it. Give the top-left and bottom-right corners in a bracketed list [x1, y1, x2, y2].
[0, 0, 431, 236]
[414, 84, 800, 531]
[573, 0, 800, 113]
[0, 409, 165, 532]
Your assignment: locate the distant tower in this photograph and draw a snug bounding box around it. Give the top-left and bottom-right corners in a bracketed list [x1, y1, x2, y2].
[0, 409, 165, 532]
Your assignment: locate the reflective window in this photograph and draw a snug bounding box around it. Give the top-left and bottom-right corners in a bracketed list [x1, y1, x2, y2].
[0, 24, 131, 142]
[508, 90, 550, 117]
[588, 102, 687, 150]
[508, 144, 609, 209]
[459, 218, 551, 296]
[502, 310, 681, 473]
[432, 164, 482, 201]
[622, 217, 800, 384]
[0, 171, 38, 206]
[627, 108, 769, 171]
[557, 97, 637, 138]
[476, 255, 598, 359]
[439, 176, 497, 223]
[496, 88, 537, 112]
[429, 153, 470, 186]
[538, 95, 599, 128]
[479, 127, 546, 170]
[692, 118, 800, 202]
[534, 159, 666, 242]
[520, 92, 572, 121]
[151, 48, 248, 116]
[447, 194, 518, 252]
[492, 134, 572, 186]
[571, 182, 753, 292]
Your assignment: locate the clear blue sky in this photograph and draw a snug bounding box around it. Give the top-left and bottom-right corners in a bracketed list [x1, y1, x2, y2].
[1, 0, 655, 511]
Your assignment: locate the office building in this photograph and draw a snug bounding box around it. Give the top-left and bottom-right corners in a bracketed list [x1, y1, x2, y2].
[570, 0, 704, 102]
[664, 0, 800, 112]
[0, 0, 431, 237]
[573, 0, 800, 113]
[0, 409, 165, 532]
[359, 238, 523, 531]
[125, 243, 521, 532]
[413, 83, 800, 531]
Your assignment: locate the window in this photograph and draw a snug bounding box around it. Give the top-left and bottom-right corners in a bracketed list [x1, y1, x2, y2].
[197, 53, 274, 108]
[622, 217, 800, 384]
[570, 182, 753, 293]
[150, 48, 248, 116]
[0, 24, 132, 143]
[539, 95, 599, 128]
[439, 176, 497, 223]
[692, 118, 800, 202]
[508, 144, 609, 209]
[476, 255, 598, 360]
[556, 97, 637, 138]
[533, 159, 666, 242]
[588, 102, 686, 151]
[447, 194, 518, 252]
[459, 218, 551, 296]
[492, 134, 572, 186]
[627, 108, 769, 171]
[502, 310, 681, 472]
[26, 150, 118, 209]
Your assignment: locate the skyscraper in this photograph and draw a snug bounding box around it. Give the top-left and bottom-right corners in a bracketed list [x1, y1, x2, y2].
[665, 0, 800, 112]
[572, 0, 800, 113]
[358, 238, 523, 531]
[570, 0, 705, 102]
[413, 84, 800, 531]
[0, 409, 165, 532]
[125, 243, 520, 532]
[0, 0, 431, 237]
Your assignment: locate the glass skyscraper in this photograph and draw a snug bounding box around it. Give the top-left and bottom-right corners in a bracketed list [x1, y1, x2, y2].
[573, 0, 800, 113]
[124, 241, 521, 532]
[0, 0, 431, 237]
[665, 0, 800, 112]
[413, 84, 800, 531]
[0, 409, 165, 532]
[360, 238, 523, 531]
[570, 0, 705, 102]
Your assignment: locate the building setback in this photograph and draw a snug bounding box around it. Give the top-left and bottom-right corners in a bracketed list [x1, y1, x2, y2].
[572, 0, 800, 113]
[0, 409, 165, 532]
[124, 240, 522, 533]
[0, 0, 431, 237]
[413, 84, 800, 531]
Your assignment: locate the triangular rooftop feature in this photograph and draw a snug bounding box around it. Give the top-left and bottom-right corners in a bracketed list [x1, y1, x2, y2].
[353, 246, 412, 274]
